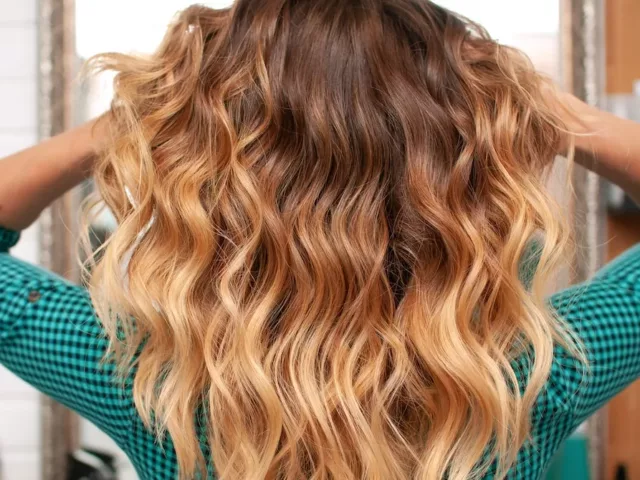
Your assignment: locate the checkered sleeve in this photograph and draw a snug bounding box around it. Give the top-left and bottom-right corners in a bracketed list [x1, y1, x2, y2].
[0, 225, 135, 450]
[546, 242, 640, 433]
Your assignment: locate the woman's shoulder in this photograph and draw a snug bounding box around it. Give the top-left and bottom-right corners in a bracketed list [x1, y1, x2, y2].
[0, 224, 138, 453]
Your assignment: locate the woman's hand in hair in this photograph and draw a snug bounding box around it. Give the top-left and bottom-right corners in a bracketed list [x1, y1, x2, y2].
[0, 114, 110, 231]
[557, 92, 640, 205]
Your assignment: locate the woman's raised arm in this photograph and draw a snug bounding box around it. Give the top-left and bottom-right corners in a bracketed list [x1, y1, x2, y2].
[562, 93, 640, 205]
[0, 117, 107, 231]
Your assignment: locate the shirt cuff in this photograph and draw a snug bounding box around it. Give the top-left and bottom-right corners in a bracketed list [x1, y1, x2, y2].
[0, 225, 21, 253]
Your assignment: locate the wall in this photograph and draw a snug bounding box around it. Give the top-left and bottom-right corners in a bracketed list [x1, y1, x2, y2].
[606, 0, 640, 94]
[604, 1, 640, 477]
[0, 0, 42, 478]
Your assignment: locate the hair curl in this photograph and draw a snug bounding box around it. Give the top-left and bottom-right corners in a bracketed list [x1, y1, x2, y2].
[84, 1, 586, 478]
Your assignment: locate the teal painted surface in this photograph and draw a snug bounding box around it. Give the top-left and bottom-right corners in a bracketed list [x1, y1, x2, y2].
[546, 432, 590, 480]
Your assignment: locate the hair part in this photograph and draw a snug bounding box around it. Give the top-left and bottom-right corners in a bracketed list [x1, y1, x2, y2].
[83, 1, 586, 478]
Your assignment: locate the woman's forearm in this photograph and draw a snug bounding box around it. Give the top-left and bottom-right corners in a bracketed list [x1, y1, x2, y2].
[0, 120, 105, 231]
[567, 97, 640, 205]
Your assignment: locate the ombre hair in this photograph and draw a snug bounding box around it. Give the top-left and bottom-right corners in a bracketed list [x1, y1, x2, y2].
[84, 1, 586, 478]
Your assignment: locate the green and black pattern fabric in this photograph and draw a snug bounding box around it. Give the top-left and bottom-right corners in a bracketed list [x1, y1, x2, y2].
[1, 224, 639, 479]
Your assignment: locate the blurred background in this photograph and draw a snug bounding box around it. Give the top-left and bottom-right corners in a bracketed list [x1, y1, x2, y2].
[0, 0, 638, 479]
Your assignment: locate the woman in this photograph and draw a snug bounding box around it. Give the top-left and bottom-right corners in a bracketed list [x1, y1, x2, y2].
[1, 1, 639, 479]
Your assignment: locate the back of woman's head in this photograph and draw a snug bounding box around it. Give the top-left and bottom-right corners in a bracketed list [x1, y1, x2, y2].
[85, 1, 584, 478]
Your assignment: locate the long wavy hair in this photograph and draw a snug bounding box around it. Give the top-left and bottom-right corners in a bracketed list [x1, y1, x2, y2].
[83, 1, 586, 478]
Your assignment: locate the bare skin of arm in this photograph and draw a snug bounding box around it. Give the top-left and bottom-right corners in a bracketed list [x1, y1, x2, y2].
[562, 93, 640, 205]
[0, 118, 107, 231]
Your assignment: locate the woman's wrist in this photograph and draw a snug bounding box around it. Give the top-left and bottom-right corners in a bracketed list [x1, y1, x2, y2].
[67, 116, 110, 178]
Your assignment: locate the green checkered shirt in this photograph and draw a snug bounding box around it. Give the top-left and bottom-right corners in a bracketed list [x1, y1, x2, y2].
[1, 224, 639, 479]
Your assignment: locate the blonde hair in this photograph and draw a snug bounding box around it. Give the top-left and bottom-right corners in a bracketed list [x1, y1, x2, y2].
[83, 1, 586, 478]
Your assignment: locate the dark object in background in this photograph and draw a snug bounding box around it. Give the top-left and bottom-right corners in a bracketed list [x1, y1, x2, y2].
[614, 464, 628, 480]
[66, 448, 118, 480]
